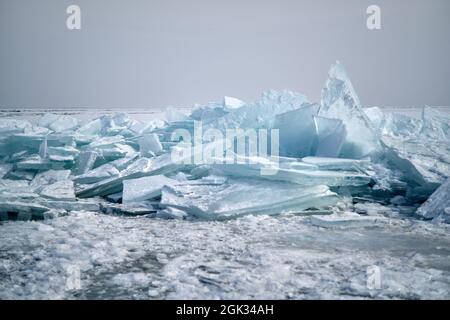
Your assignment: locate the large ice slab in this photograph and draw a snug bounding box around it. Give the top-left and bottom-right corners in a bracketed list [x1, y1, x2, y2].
[161, 178, 339, 220]
[36, 199, 100, 212]
[47, 146, 80, 158]
[310, 212, 386, 229]
[16, 156, 62, 171]
[38, 113, 79, 133]
[138, 133, 163, 156]
[4, 170, 35, 181]
[77, 118, 103, 136]
[0, 164, 13, 179]
[0, 179, 31, 195]
[30, 170, 71, 189]
[122, 175, 175, 203]
[100, 202, 156, 216]
[76, 113, 132, 137]
[83, 136, 136, 161]
[128, 120, 156, 135]
[0, 201, 48, 218]
[40, 180, 76, 201]
[383, 137, 450, 189]
[5, 133, 76, 156]
[76, 154, 181, 198]
[273, 103, 319, 157]
[416, 178, 450, 222]
[0, 119, 32, 135]
[74, 151, 98, 175]
[74, 164, 120, 184]
[213, 155, 372, 187]
[301, 157, 371, 171]
[313, 116, 347, 157]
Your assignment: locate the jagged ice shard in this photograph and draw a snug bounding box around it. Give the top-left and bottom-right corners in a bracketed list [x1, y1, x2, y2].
[319, 61, 381, 159]
[416, 178, 450, 222]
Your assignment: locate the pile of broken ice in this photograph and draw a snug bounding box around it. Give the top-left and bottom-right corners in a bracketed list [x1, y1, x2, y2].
[1, 62, 449, 223]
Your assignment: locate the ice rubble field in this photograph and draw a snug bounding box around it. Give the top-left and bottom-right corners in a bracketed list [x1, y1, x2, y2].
[1, 62, 450, 299]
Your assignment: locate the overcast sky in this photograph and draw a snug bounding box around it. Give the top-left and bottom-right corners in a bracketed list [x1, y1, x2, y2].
[0, 0, 449, 108]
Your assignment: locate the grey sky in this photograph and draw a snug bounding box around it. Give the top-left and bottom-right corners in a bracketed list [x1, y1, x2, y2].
[0, 0, 449, 108]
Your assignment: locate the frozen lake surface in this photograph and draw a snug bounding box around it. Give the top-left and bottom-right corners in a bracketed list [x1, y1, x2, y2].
[1, 210, 450, 299]
[2, 106, 449, 123]
[1, 107, 450, 300]
[0, 107, 190, 125]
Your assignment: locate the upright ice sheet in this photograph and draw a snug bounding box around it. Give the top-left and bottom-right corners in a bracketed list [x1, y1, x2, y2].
[273, 103, 319, 157]
[313, 116, 347, 157]
[319, 62, 380, 158]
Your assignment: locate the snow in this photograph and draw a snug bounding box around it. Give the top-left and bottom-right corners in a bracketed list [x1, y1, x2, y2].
[1, 213, 450, 299]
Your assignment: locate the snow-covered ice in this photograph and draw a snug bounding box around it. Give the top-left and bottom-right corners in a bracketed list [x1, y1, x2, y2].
[1, 213, 450, 299]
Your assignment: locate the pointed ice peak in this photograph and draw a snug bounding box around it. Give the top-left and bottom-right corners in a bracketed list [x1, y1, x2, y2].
[322, 61, 361, 110]
[319, 62, 380, 159]
[328, 60, 346, 79]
